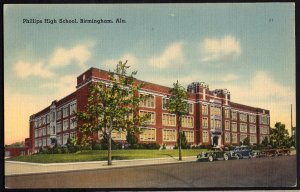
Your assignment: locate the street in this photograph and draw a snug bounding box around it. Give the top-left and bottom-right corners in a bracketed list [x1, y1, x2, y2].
[5, 155, 296, 188]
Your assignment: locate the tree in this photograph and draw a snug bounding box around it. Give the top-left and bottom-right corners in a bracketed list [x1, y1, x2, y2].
[77, 61, 149, 165]
[242, 136, 250, 146]
[126, 128, 138, 147]
[178, 131, 188, 149]
[261, 136, 269, 147]
[165, 80, 189, 161]
[270, 122, 290, 148]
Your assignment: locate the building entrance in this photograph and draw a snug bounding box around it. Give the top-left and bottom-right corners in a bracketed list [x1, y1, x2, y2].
[213, 136, 219, 146]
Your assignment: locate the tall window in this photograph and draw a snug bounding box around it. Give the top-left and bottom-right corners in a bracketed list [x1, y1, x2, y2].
[249, 124, 256, 133]
[63, 119, 69, 131]
[182, 116, 194, 128]
[211, 119, 221, 129]
[42, 127, 46, 136]
[112, 129, 127, 140]
[240, 134, 247, 142]
[63, 133, 69, 145]
[260, 116, 269, 124]
[140, 111, 155, 125]
[239, 113, 247, 122]
[231, 122, 237, 132]
[231, 111, 237, 120]
[240, 123, 247, 133]
[34, 130, 38, 138]
[184, 131, 194, 142]
[225, 109, 230, 119]
[70, 117, 77, 129]
[162, 113, 176, 126]
[63, 105, 70, 118]
[163, 129, 176, 141]
[51, 112, 55, 122]
[70, 102, 77, 115]
[56, 122, 62, 133]
[162, 97, 168, 110]
[232, 133, 237, 143]
[52, 126, 56, 135]
[140, 94, 155, 108]
[249, 115, 256, 123]
[187, 103, 193, 114]
[139, 128, 156, 141]
[225, 132, 231, 143]
[250, 135, 257, 144]
[225, 120, 230, 131]
[260, 126, 269, 134]
[202, 131, 209, 142]
[202, 104, 208, 115]
[202, 117, 208, 128]
[56, 109, 62, 120]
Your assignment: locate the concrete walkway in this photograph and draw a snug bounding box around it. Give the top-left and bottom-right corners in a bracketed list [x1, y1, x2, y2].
[5, 156, 197, 176]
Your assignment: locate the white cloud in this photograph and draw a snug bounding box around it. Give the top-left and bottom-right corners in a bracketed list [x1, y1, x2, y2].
[40, 74, 77, 99]
[13, 60, 54, 79]
[215, 71, 295, 132]
[148, 42, 185, 68]
[49, 43, 93, 69]
[200, 35, 241, 62]
[13, 42, 93, 79]
[103, 53, 139, 70]
[221, 74, 239, 82]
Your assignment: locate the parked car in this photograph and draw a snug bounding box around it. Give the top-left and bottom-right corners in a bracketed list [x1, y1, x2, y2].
[230, 146, 254, 159]
[197, 147, 230, 162]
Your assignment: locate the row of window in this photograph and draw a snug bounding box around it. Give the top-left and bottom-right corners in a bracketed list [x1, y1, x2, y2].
[201, 119, 260, 133]
[34, 102, 77, 128]
[108, 128, 195, 142]
[34, 132, 76, 147]
[141, 95, 194, 114]
[34, 117, 77, 138]
[140, 111, 194, 128]
[201, 132, 257, 144]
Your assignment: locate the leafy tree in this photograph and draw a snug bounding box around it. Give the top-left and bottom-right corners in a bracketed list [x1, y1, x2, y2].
[242, 136, 250, 146]
[270, 122, 290, 148]
[77, 61, 149, 165]
[165, 80, 189, 160]
[8, 141, 25, 148]
[126, 128, 138, 147]
[178, 131, 188, 149]
[261, 136, 269, 147]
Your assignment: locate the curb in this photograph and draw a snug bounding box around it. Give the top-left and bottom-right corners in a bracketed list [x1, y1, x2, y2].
[5, 156, 197, 166]
[5, 158, 197, 177]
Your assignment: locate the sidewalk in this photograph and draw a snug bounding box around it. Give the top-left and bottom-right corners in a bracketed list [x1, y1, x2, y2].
[5, 156, 197, 176]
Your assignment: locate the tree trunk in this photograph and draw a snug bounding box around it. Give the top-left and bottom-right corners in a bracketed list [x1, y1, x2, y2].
[178, 115, 182, 161]
[108, 121, 112, 166]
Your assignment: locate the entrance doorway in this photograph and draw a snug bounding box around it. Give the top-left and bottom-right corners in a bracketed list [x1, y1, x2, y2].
[213, 136, 219, 146]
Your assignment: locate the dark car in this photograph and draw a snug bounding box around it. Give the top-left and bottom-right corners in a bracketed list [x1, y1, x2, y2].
[230, 146, 254, 159]
[197, 147, 230, 162]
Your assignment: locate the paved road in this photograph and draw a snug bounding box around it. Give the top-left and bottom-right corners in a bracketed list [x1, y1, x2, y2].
[5, 156, 296, 188]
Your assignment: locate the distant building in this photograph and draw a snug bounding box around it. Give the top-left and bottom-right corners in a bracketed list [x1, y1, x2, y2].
[27, 67, 270, 153]
[5, 147, 29, 158]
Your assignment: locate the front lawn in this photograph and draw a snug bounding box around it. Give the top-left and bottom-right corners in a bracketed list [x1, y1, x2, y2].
[7, 149, 207, 163]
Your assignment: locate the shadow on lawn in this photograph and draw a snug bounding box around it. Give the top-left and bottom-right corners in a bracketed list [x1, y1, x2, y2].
[161, 154, 177, 160]
[98, 156, 132, 161]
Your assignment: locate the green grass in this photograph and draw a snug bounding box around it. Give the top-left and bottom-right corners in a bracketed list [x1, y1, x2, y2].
[7, 149, 207, 163]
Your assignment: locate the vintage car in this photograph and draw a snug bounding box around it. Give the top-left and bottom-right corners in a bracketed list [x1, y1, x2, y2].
[230, 146, 255, 159]
[197, 147, 230, 162]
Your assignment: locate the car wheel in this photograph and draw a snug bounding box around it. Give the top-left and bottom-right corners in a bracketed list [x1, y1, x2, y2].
[208, 155, 214, 162]
[224, 154, 229, 161]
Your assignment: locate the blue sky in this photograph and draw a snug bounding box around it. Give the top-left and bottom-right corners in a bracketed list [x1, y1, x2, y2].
[4, 3, 295, 144]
